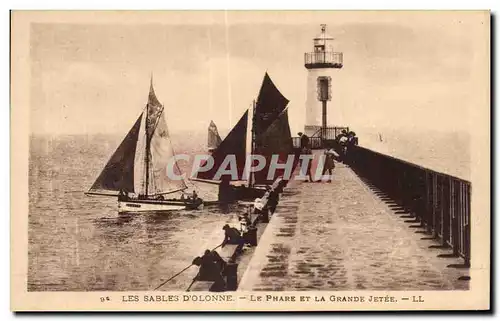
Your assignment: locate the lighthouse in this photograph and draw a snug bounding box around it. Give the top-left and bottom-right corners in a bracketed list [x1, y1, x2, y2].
[304, 24, 343, 139]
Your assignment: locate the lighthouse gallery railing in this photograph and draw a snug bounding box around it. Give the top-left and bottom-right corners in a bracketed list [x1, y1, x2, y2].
[304, 52, 343, 68]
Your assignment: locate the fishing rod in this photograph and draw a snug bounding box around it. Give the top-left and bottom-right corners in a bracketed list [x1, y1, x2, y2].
[153, 264, 194, 291]
[153, 243, 223, 291]
[185, 272, 200, 292]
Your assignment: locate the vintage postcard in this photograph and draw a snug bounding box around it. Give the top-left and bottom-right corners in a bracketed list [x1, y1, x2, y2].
[11, 10, 490, 311]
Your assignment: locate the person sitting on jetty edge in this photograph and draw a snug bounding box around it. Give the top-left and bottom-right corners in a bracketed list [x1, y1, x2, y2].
[253, 194, 272, 223]
[238, 209, 252, 233]
[253, 196, 266, 213]
[221, 224, 244, 248]
[192, 250, 227, 289]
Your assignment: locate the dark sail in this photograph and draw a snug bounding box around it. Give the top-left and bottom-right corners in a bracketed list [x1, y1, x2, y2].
[194, 111, 248, 181]
[208, 120, 222, 150]
[253, 72, 290, 147]
[253, 108, 294, 185]
[89, 114, 143, 194]
[194, 73, 288, 184]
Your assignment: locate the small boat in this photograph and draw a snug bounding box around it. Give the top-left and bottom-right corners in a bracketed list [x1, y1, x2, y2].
[86, 78, 203, 213]
[207, 120, 222, 153]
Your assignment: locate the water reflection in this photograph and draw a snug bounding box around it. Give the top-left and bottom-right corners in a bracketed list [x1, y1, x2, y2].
[93, 213, 137, 227]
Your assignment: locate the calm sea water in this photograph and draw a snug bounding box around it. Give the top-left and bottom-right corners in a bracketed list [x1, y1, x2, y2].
[356, 128, 470, 181]
[28, 130, 470, 291]
[28, 133, 246, 291]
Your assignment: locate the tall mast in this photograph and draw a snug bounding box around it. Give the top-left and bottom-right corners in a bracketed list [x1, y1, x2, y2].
[248, 99, 256, 187]
[144, 103, 150, 196]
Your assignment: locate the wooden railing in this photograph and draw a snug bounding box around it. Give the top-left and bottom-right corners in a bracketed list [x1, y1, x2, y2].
[345, 145, 471, 267]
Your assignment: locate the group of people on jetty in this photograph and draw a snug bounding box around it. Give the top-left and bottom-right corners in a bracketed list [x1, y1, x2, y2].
[186, 128, 359, 292]
[190, 178, 286, 292]
[296, 129, 358, 183]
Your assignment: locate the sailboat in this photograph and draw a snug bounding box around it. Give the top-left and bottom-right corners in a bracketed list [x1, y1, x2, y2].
[86, 79, 203, 213]
[192, 72, 294, 202]
[207, 120, 222, 153]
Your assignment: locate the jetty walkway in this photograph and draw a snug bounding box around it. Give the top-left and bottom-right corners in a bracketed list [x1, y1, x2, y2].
[239, 159, 469, 291]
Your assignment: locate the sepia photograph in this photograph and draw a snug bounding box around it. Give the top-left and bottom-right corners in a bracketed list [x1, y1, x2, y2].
[10, 10, 490, 311]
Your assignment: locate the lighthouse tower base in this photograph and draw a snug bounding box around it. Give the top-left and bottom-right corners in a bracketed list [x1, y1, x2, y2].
[304, 68, 337, 137]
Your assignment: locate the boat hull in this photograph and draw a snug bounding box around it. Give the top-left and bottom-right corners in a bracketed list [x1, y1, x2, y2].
[118, 199, 202, 213]
[233, 185, 267, 201]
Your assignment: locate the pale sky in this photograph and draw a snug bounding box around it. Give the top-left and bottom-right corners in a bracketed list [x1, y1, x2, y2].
[29, 11, 488, 136]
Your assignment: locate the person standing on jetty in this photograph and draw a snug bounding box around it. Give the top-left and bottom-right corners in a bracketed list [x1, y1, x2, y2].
[321, 148, 337, 182]
[297, 132, 314, 182]
[298, 132, 310, 150]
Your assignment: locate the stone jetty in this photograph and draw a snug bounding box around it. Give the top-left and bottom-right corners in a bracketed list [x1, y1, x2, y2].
[239, 161, 469, 291]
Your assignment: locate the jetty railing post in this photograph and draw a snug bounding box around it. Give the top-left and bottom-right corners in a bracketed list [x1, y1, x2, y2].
[401, 163, 407, 208]
[410, 168, 416, 216]
[422, 171, 428, 226]
[429, 171, 435, 232]
[411, 168, 417, 219]
[407, 165, 412, 210]
[442, 177, 451, 247]
[439, 176, 445, 241]
[392, 161, 399, 204]
[451, 178, 455, 247]
[432, 174, 438, 239]
[402, 165, 408, 211]
[425, 171, 432, 232]
[411, 167, 418, 220]
[380, 153, 386, 190]
[395, 162, 401, 205]
[424, 171, 430, 231]
[451, 180, 460, 256]
[417, 170, 425, 226]
[380, 155, 386, 194]
[459, 182, 465, 258]
[464, 184, 471, 267]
